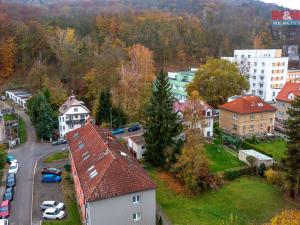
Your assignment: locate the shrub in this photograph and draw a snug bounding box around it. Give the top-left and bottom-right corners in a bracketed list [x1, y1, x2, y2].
[223, 166, 255, 181]
[64, 163, 71, 172]
[0, 145, 7, 169]
[258, 163, 266, 177]
[66, 174, 73, 184]
[265, 169, 287, 190]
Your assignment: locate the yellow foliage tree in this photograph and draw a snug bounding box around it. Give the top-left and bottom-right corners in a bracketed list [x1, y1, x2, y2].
[0, 36, 16, 82]
[265, 210, 300, 225]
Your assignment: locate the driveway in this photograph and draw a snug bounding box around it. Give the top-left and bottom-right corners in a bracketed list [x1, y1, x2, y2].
[0, 101, 65, 225]
[32, 159, 66, 222]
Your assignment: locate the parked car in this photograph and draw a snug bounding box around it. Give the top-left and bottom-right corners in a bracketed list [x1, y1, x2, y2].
[128, 124, 140, 132]
[43, 208, 65, 220]
[3, 188, 13, 201]
[6, 155, 17, 164]
[40, 201, 65, 211]
[8, 163, 18, 174]
[42, 174, 61, 183]
[112, 128, 125, 135]
[41, 168, 62, 176]
[52, 139, 67, 145]
[6, 174, 15, 187]
[0, 219, 8, 225]
[0, 200, 10, 218]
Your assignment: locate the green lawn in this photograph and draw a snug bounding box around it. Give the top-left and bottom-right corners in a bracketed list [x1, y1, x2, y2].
[205, 144, 245, 173]
[4, 114, 26, 143]
[147, 168, 297, 225]
[254, 140, 287, 162]
[43, 172, 81, 225]
[43, 151, 69, 163]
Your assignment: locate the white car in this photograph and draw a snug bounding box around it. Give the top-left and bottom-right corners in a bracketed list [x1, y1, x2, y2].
[40, 201, 65, 211]
[8, 163, 18, 174]
[43, 208, 65, 220]
[0, 219, 8, 225]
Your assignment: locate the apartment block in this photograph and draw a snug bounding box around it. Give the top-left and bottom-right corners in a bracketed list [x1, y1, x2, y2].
[222, 49, 289, 102]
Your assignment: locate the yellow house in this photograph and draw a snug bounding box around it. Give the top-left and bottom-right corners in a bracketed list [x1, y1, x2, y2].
[219, 96, 277, 137]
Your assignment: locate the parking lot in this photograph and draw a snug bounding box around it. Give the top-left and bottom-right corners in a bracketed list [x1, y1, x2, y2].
[32, 157, 67, 223]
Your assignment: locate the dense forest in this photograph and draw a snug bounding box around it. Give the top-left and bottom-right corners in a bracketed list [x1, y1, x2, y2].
[0, 0, 298, 117]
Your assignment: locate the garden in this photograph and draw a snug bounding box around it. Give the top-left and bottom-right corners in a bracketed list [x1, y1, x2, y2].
[253, 140, 287, 162]
[205, 143, 245, 173]
[147, 167, 298, 225]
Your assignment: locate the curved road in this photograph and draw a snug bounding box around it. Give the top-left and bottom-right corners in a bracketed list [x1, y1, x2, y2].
[2, 103, 64, 225]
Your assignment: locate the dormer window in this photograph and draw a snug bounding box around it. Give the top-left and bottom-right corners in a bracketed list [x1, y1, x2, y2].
[206, 111, 211, 117]
[74, 108, 78, 112]
[288, 93, 295, 100]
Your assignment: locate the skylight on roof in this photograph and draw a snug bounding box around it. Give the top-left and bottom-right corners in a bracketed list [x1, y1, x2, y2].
[120, 151, 129, 158]
[77, 141, 85, 149]
[90, 170, 98, 179]
[88, 165, 95, 172]
[73, 132, 80, 140]
[82, 151, 90, 160]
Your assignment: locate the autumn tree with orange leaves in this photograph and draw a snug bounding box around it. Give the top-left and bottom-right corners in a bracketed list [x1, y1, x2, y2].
[0, 36, 16, 82]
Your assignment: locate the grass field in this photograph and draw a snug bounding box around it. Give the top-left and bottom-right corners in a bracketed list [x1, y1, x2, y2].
[4, 114, 26, 143]
[205, 144, 245, 173]
[43, 151, 69, 163]
[147, 168, 297, 225]
[43, 172, 81, 225]
[254, 140, 287, 162]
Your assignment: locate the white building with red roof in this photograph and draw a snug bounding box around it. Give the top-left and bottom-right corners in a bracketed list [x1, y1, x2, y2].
[174, 100, 214, 137]
[219, 95, 277, 137]
[276, 82, 300, 123]
[66, 123, 156, 225]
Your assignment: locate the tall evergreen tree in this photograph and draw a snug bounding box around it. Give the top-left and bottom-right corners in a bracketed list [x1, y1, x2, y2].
[285, 96, 300, 199]
[144, 70, 182, 167]
[96, 90, 112, 125]
[96, 90, 127, 128]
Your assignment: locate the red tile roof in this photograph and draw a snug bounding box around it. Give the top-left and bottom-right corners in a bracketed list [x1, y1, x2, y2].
[173, 100, 214, 116]
[219, 95, 277, 114]
[66, 124, 155, 202]
[276, 83, 300, 102]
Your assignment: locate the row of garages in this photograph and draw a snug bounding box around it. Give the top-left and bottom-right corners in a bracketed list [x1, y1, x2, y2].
[5, 90, 32, 108]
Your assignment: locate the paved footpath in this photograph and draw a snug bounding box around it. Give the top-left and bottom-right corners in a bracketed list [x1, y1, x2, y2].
[0, 101, 64, 225]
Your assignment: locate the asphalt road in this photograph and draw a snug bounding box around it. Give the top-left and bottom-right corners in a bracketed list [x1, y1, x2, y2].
[0, 102, 65, 225]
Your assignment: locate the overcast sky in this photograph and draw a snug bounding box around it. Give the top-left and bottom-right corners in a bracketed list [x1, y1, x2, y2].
[261, 0, 300, 10]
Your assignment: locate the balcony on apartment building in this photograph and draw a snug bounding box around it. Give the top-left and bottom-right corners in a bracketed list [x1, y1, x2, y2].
[65, 116, 86, 125]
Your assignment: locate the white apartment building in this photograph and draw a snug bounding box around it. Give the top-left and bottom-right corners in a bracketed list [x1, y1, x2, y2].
[58, 95, 90, 138]
[222, 49, 289, 102]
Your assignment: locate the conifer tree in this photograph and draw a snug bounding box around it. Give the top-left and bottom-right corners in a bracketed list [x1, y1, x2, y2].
[285, 96, 300, 199]
[96, 90, 112, 125]
[144, 70, 182, 167]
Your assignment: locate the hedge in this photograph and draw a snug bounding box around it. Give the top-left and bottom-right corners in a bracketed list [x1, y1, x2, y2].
[223, 166, 256, 181]
[241, 141, 273, 158]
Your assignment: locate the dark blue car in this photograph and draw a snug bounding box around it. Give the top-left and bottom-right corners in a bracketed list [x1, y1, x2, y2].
[128, 125, 140, 132]
[42, 174, 61, 183]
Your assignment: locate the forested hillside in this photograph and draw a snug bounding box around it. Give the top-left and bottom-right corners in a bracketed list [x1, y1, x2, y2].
[0, 0, 292, 117]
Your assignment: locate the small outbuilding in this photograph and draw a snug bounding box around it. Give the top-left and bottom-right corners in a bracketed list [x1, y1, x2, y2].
[238, 149, 274, 167]
[127, 135, 146, 159]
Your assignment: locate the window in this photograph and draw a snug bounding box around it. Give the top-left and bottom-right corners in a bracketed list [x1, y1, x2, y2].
[206, 111, 211, 117]
[232, 114, 238, 120]
[249, 125, 254, 131]
[59, 117, 61, 122]
[250, 114, 255, 120]
[254, 69, 257, 73]
[132, 195, 141, 204]
[232, 124, 237, 131]
[252, 90, 256, 95]
[74, 108, 78, 112]
[133, 213, 141, 222]
[81, 115, 84, 119]
[261, 70, 264, 74]
[248, 55, 251, 58]
[63, 126, 65, 131]
[63, 117, 64, 122]
[262, 62, 265, 66]
[273, 92, 275, 97]
[243, 126, 246, 131]
[69, 124, 74, 129]
[254, 62, 257, 66]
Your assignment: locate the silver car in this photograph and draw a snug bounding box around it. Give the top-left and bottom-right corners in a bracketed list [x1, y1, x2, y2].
[40, 201, 64, 211]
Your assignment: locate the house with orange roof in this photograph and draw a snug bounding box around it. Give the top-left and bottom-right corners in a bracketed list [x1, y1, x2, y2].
[66, 123, 156, 225]
[276, 82, 300, 123]
[219, 96, 277, 137]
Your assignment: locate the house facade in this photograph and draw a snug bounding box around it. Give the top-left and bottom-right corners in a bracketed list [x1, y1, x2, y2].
[5, 90, 32, 108]
[174, 100, 214, 137]
[58, 95, 90, 138]
[127, 136, 146, 159]
[275, 82, 300, 123]
[222, 49, 289, 102]
[168, 68, 197, 102]
[219, 96, 277, 137]
[286, 69, 300, 83]
[66, 124, 156, 225]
